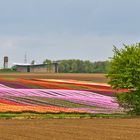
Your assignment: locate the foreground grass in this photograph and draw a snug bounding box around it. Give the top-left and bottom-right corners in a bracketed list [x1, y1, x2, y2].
[0, 112, 133, 119]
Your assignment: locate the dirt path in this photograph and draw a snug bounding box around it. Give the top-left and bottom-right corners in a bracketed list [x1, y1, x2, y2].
[0, 118, 140, 140]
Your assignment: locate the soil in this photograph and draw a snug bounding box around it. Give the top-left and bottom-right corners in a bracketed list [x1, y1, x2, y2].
[0, 73, 108, 83]
[0, 118, 140, 140]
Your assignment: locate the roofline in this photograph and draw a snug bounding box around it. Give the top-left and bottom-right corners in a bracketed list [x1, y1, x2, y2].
[13, 63, 58, 67]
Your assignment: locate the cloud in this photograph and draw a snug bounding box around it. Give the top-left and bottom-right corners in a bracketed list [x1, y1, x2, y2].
[0, 33, 139, 68]
[0, 0, 139, 67]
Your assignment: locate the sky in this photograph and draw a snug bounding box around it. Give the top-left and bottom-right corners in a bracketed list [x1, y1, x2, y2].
[0, 0, 140, 67]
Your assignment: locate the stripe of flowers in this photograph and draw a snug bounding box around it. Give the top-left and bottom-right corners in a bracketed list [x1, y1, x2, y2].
[33, 79, 129, 93]
[0, 89, 116, 102]
[34, 79, 112, 89]
[0, 99, 27, 106]
[0, 89, 119, 109]
[0, 81, 29, 89]
[76, 108, 121, 114]
[1, 96, 33, 106]
[36, 89, 118, 109]
[0, 84, 11, 88]
[39, 89, 119, 109]
[0, 101, 85, 112]
[16, 79, 67, 89]
[0, 104, 84, 113]
[0, 88, 117, 103]
[5, 96, 56, 107]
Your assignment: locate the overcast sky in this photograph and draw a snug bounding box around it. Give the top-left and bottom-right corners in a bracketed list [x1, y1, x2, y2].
[0, 0, 140, 67]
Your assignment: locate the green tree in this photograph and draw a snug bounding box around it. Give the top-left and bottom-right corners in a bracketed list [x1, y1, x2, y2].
[58, 62, 65, 72]
[58, 59, 110, 73]
[93, 61, 110, 73]
[43, 59, 52, 64]
[46, 59, 110, 73]
[31, 60, 35, 65]
[71, 61, 78, 73]
[108, 44, 140, 114]
[43, 59, 52, 72]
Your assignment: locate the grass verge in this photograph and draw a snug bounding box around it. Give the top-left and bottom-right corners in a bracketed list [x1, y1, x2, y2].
[0, 112, 134, 120]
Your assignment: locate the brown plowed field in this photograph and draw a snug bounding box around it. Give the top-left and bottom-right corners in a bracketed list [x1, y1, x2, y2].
[0, 118, 140, 140]
[0, 73, 108, 83]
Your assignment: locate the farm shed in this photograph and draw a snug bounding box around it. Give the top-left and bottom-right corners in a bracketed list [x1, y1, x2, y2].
[13, 63, 58, 73]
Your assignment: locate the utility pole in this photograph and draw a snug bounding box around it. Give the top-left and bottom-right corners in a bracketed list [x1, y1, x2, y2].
[24, 52, 27, 64]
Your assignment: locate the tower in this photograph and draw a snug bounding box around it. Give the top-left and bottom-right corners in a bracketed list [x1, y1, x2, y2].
[4, 56, 8, 69]
[24, 52, 27, 63]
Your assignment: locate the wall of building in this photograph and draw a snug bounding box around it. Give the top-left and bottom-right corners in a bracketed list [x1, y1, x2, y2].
[30, 65, 48, 72]
[15, 64, 58, 73]
[16, 66, 28, 72]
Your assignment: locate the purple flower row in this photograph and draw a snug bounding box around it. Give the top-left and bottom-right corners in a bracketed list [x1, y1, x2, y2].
[0, 88, 119, 110]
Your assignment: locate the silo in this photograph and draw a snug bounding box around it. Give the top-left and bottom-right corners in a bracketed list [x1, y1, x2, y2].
[4, 56, 8, 69]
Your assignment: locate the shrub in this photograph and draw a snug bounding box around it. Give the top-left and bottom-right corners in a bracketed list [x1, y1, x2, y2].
[108, 43, 140, 115]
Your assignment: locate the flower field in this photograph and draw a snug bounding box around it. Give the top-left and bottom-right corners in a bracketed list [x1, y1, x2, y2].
[0, 77, 125, 114]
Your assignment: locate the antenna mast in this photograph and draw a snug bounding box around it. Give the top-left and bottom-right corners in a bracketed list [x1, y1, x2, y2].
[24, 52, 27, 63]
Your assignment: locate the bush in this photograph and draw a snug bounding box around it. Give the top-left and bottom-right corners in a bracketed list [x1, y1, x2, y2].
[108, 44, 140, 115]
[117, 91, 140, 115]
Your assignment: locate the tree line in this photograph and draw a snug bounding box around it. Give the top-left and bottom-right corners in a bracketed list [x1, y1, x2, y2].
[43, 59, 110, 73]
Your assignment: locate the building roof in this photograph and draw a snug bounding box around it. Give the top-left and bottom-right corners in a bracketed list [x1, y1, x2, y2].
[13, 62, 57, 67]
[13, 63, 31, 66]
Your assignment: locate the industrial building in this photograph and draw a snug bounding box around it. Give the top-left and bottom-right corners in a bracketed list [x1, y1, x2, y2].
[2, 56, 59, 73]
[13, 62, 59, 73]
